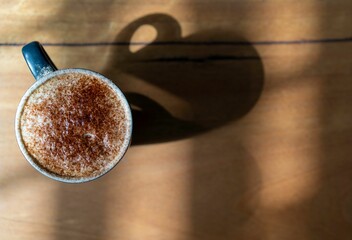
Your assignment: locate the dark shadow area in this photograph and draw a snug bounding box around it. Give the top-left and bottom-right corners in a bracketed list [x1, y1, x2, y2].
[104, 13, 264, 239]
[103, 14, 264, 145]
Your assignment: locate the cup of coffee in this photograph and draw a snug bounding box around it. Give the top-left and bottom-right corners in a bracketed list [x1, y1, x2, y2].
[15, 41, 132, 183]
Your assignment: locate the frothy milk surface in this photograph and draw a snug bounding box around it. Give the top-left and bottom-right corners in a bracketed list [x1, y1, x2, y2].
[20, 72, 127, 178]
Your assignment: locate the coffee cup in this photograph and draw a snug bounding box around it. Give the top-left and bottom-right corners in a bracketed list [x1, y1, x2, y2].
[15, 41, 132, 183]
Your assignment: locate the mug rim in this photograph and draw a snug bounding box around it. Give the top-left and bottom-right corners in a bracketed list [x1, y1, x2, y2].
[15, 68, 133, 183]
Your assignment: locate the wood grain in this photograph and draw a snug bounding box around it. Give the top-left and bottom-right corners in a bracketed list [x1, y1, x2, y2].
[0, 0, 351, 239]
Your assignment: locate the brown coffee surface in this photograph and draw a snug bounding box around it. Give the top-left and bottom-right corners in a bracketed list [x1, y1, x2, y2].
[20, 72, 127, 178]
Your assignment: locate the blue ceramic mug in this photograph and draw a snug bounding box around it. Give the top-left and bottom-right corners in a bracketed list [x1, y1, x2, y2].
[15, 42, 132, 183]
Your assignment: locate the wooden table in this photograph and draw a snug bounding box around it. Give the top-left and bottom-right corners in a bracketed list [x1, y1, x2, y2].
[1, 1, 351, 239]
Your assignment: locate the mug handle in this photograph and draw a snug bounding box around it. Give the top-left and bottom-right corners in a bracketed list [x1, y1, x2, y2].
[22, 41, 58, 81]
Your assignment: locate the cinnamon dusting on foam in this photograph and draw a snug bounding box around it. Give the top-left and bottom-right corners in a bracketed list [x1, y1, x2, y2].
[20, 72, 127, 178]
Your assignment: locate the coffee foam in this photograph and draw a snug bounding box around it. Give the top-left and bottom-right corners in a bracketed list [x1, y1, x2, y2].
[18, 70, 131, 181]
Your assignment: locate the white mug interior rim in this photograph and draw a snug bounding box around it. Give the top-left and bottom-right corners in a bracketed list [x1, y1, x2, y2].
[15, 68, 133, 183]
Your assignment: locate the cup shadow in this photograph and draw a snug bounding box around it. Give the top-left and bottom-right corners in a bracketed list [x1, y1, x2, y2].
[103, 13, 264, 145]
